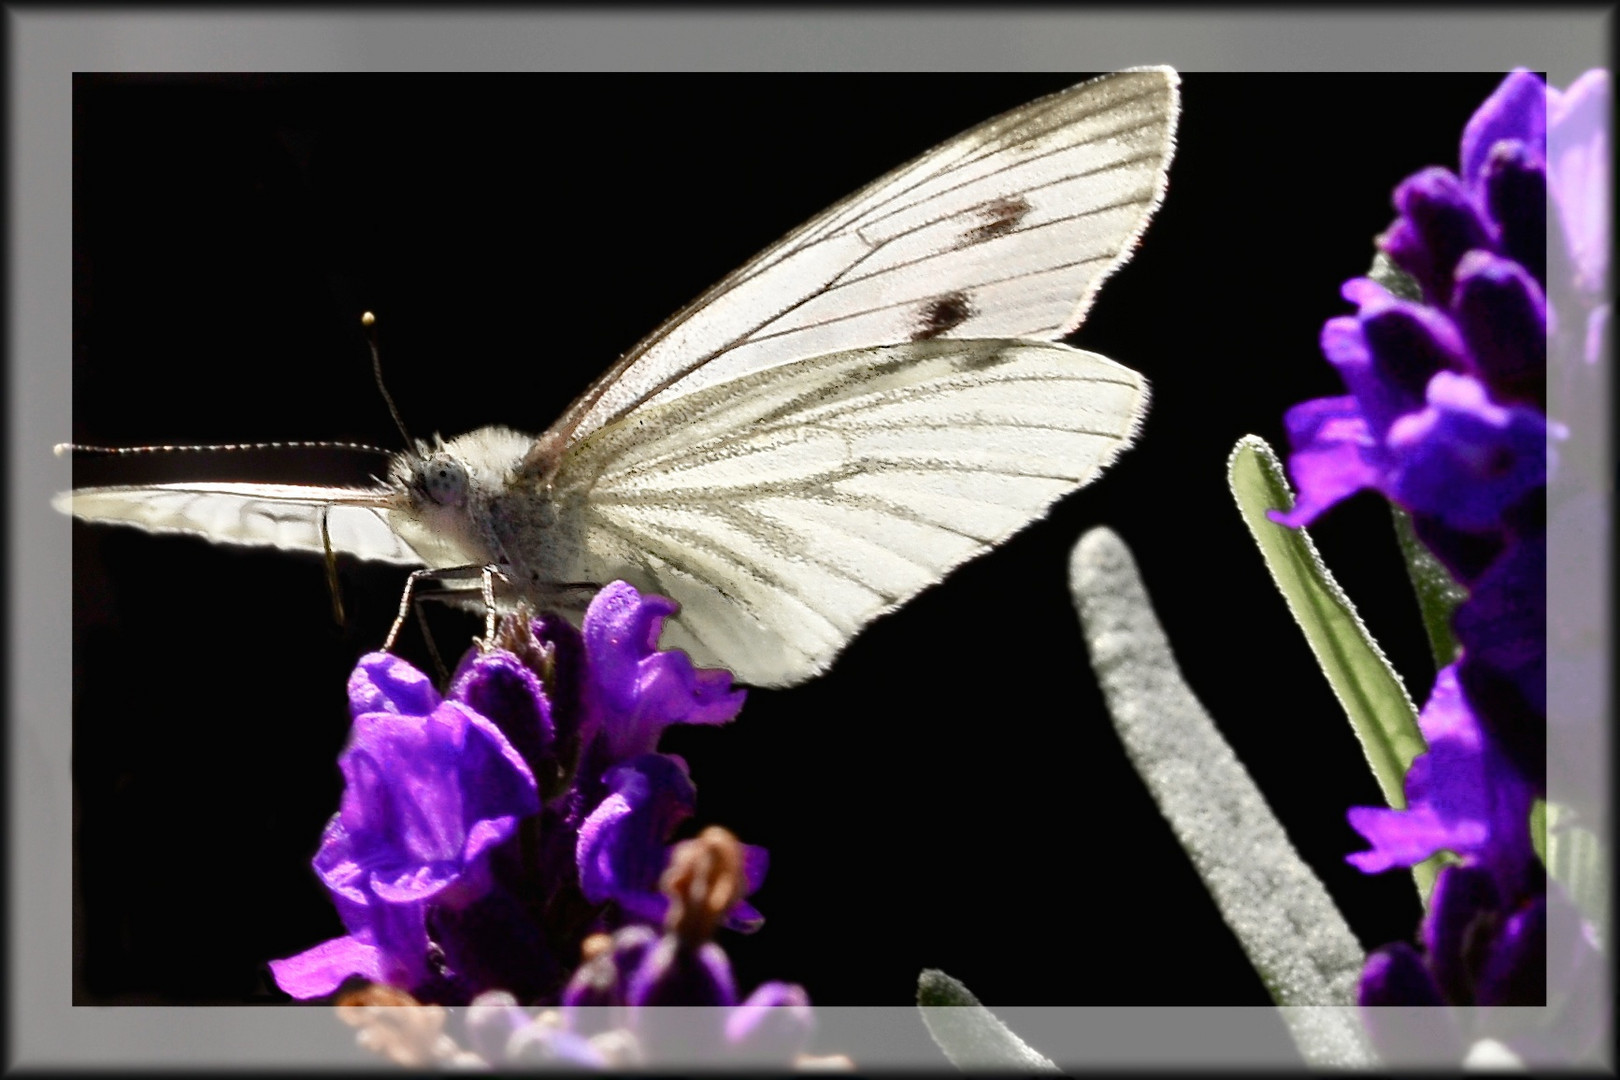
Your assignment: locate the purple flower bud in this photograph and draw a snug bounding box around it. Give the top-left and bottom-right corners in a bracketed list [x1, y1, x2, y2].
[1357, 944, 1467, 1065]
[1460, 69, 1547, 187]
[1455, 534, 1546, 792]
[1357, 300, 1470, 421]
[1359, 942, 1448, 1007]
[1450, 251, 1547, 407]
[1380, 168, 1495, 305]
[464, 989, 530, 1063]
[1479, 142, 1548, 285]
[1473, 893, 1546, 1006]
[628, 935, 737, 1008]
[561, 925, 658, 1034]
[450, 649, 558, 793]
[1423, 865, 1503, 1005]
[726, 981, 815, 1063]
[506, 1019, 611, 1068]
[621, 935, 737, 1064]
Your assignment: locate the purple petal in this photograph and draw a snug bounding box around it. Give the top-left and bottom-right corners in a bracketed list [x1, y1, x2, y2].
[1347, 804, 1484, 873]
[338, 702, 537, 890]
[1346, 665, 1534, 884]
[1270, 396, 1380, 527]
[1461, 70, 1546, 187]
[727, 981, 814, 1061]
[586, 582, 681, 715]
[583, 581, 747, 762]
[575, 754, 696, 918]
[348, 651, 440, 719]
[1386, 373, 1547, 532]
[269, 933, 386, 1000]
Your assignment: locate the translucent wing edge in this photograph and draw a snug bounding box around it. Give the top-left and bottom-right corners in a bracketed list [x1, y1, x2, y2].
[57, 482, 429, 566]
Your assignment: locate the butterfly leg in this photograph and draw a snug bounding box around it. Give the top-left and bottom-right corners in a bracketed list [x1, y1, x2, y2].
[384, 563, 515, 682]
[383, 563, 493, 652]
[477, 564, 513, 647]
[319, 505, 346, 628]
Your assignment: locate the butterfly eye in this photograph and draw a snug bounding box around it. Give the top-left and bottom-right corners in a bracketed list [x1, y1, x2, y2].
[420, 456, 469, 508]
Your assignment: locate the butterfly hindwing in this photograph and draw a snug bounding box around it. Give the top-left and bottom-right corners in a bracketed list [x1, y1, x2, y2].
[559, 338, 1147, 685]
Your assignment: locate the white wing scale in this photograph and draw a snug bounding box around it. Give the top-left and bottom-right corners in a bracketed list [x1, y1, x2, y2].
[558, 339, 1147, 686]
[56, 483, 453, 567]
[545, 68, 1177, 455]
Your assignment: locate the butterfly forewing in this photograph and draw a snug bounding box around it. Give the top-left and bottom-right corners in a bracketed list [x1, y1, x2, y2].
[57, 483, 453, 566]
[537, 68, 1178, 458]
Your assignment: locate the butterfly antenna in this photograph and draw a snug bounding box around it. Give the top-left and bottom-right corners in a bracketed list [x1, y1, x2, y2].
[53, 440, 393, 457]
[362, 312, 415, 453]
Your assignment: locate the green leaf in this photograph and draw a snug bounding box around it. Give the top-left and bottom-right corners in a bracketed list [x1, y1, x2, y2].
[1069, 527, 1378, 1068]
[1227, 436, 1439, 903]
[1368, 251, 1422, 301]
[1389, 505, 1465, 669]
[916, 970, 1061, 1072]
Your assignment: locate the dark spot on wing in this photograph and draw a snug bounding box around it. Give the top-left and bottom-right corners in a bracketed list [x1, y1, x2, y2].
[962, 194, 1032, 247]
[912, 291, 975, 341]
[948, 345, 1007, 372]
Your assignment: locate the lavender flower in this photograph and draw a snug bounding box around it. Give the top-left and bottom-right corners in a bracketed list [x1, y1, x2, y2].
[577, 753, 768, 932]
[270, 581, 767, 1009]
[561, 827, 816, 1067]
[1271, 69, 1610, 1060]
[336, 828, 824, 1070]
[1346, 665, 1535, 900]
[268, 652, 541, 1000]
[1275, 69, 1558, 796]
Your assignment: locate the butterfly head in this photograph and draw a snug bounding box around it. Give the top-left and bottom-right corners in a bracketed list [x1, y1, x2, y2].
[419, 452, 470, 509]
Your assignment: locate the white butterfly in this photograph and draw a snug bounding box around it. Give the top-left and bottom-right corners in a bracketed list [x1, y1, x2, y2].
[58, 69, 1179, 688]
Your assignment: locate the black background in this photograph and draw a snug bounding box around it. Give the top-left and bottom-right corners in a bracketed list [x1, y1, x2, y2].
[70, 73, 1505, 1034]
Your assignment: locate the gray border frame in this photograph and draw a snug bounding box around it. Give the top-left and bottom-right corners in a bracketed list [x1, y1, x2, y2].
[11, 7, 1612, 1069]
